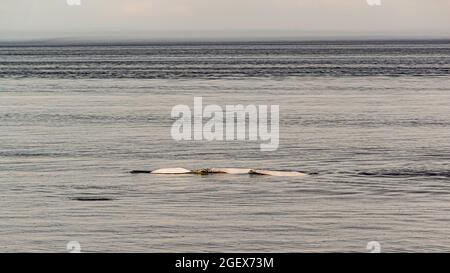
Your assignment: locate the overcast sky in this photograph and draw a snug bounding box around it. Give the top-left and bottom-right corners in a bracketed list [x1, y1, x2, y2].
[1, 0, 449, 40]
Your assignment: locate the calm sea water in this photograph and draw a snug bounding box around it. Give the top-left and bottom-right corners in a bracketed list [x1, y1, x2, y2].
[0, 40, 450, 252]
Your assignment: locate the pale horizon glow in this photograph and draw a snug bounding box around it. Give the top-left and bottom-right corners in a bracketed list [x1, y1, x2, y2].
[1, 0, 450, 41]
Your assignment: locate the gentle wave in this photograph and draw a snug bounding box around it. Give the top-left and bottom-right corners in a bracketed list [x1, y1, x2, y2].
[1, 41, 449, 79]
[359, 170, 450, 178]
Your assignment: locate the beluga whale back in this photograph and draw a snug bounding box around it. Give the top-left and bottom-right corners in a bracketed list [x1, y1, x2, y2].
[210, 168, 253, 174]
[151, 168, 192, 174]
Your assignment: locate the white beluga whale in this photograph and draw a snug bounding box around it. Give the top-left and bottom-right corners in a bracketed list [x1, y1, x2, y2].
[131, 168, 308, 177]
[151, 168, 192, 174]
[210, 168, 253, 174]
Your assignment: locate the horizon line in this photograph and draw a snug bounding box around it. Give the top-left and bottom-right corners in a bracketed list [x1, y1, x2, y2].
[1, 35, 450, 46]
